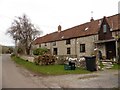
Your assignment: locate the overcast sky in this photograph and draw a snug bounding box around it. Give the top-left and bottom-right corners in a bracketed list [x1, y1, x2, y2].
[0, 0, 119, 46]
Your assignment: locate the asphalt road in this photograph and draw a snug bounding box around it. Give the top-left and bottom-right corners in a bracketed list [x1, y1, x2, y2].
[2, 54, 41, 88]
[2, 54, 119, 88]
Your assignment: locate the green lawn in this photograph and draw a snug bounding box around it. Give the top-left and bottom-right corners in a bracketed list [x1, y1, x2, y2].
[111, 63, 120, 70]
[11, 56, 90, 75]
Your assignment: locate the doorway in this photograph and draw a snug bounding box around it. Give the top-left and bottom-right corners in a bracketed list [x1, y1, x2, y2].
[105, 41, 116, 59]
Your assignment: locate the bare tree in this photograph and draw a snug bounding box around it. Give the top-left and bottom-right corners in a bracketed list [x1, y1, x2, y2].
[7, 14, 41, 55]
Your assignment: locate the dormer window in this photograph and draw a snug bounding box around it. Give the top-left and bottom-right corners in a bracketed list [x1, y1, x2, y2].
[103, 24, 107, 33]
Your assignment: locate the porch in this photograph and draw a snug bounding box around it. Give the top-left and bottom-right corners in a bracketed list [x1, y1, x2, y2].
[94, 39, 118, 60]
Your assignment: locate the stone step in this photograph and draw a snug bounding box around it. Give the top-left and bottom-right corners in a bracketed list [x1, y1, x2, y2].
[103, 64, 113, 66]
[102, 62, 113, 64]
[102, 62, 113, 65]
[101, 61, 114, 69]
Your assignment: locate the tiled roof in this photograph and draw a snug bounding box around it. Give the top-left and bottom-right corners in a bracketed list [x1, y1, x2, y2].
[34, 14, 119, 45]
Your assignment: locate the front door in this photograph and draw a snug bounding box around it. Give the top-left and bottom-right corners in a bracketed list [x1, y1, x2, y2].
[105, 41, 116, 59]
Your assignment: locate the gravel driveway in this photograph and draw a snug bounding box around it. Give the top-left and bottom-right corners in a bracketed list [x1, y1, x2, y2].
[2, 54, 119, 88]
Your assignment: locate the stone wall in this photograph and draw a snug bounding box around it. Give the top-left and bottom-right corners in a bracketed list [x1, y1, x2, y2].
[20, 55, 34, 63]
[34, 35, 98, 58]
[76, 35, 97, 58]
[40, 39, 77, 56]
[97, 43, 106, 57]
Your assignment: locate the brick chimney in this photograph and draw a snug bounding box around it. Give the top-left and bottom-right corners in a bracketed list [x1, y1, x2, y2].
[90, 17, 94, 22]
[58, 25, 61, 32]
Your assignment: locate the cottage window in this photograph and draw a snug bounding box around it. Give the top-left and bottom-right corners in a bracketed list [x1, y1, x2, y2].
[39, 44, 41, 47]
[103, 25, 107, 33]
[53, 42, 56, 46]
[66, 39, 71, 45]
[45, 43, 47, 46]
[53, 48, 57, 55]
[67, 47, 71, 54]
[80, 44, 85, 53]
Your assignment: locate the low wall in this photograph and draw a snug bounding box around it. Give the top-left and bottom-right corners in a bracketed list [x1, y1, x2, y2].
[20, 55, 34, 63]
[20, 55, 77, 64]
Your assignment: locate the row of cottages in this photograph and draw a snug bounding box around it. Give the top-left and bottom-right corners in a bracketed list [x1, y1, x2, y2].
[34, 14, 120, 59]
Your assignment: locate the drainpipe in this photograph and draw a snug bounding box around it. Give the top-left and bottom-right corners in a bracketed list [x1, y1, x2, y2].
[75, 38, 77, 58]
[50, 43, 52, 55]
[115, 39, 118, 62]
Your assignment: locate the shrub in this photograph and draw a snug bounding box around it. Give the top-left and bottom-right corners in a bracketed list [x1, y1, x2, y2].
[11, 53, 16, 57]
[34, 54, 56, 65]
[33, 48, 48, 56]
[99, 61, 104, 69]
[17, 48, 23, 54]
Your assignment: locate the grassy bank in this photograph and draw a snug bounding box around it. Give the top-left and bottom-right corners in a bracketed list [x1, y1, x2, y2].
[111, 63, 120, 70]
[11, 56, 90, 75]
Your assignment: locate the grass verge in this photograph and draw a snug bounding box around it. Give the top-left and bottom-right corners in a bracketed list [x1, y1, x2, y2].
[11, 56, 90, 75]
[111, 63, 120, 70]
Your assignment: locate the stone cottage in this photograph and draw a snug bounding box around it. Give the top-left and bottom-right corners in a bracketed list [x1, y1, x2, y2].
[34, 14, 120, 59]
